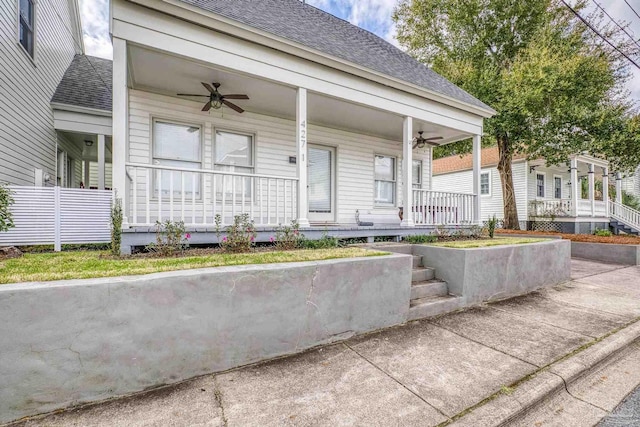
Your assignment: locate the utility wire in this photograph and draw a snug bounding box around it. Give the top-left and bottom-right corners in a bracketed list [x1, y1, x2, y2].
[623, 0, 640, 21]
[592, 0, 640, 52]
[560, 0, 640, 70]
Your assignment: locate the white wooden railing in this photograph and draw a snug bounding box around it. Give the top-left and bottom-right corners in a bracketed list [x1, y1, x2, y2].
[528, 199, 572, 217]
[610, 201, 640, 231]
[126, 163, 298, 227]
[412, 190, 476, 225]
[0, 186, 112, 250]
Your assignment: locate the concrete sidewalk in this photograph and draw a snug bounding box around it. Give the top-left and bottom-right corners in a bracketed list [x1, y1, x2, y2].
[8, 259, 640, 427]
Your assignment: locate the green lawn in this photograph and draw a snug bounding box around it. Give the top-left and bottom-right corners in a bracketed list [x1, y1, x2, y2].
[429, 237, 548, 249]
[0, 247, 386, 284]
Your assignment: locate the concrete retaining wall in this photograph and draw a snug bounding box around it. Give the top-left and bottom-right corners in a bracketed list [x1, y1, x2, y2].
[0, 254, 410, 424]
[571, 242, 640, 265]
[413, 240, 571, 305]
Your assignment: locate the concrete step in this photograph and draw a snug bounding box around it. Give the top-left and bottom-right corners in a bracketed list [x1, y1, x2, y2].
[408, 295, 462, 321]
[412, 255, 423, 268]
[410, 280, 448, 299]
[373, 244, 414, 254]
[412, 267, 435, 282]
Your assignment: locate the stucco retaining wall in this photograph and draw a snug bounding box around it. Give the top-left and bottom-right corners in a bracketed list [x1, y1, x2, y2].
[413, 240, 571, 305]
[571, 242, 640, 265]
[0, 254, 410, 424]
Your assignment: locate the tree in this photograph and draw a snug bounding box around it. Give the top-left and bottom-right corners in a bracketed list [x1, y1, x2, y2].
[394, 0, 639, 229]
[0, 183, 14, 233]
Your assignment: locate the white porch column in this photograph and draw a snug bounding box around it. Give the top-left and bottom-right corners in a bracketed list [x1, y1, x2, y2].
[296, 87, 310, 228]
[112, 37, 129, 225]
[570, 157, 579, 216]
[588, 163, 595, 217]
[602, 167, 609, 217]
[401, 116, 414, 227]
[615, 172, 623, 204]
[472, 134, 482, 225]
[97, 134, 106, 190]
[83, 160, 90, 189]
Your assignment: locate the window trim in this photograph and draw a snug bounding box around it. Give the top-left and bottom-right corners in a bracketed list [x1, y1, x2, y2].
[553, 175, 563, 200]
[213, 127, 257, 204]
[374, 153, 397, 207]
[412, 159, 422, 189]
[480, 170, 491, 196]
[536, 172, 546, 198]
[17, 0, 36, 61]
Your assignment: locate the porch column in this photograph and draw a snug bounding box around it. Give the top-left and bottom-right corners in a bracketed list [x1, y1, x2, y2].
[296, 87, 310, 228]
[112, 37, 128, 225]
[615, 172, 623, 204]
[570, 157, 579, 216]
[602, 167, 609, 217]
[588, 163, 595, 217]
[97, 134, 106, 190]
[83, 160, 90, 189]
[401, 116, 414, 227]
[472, 134, 482, 225]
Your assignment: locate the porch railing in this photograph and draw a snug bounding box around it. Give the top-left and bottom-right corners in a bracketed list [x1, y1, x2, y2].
[610, 201, 640, 230]
[412, 189, 476, 225]
[528, 199, 572, 217]
[125, 163, 298, 227]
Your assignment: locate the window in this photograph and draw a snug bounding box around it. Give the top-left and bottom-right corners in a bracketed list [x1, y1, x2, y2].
[554, 176, 562, 199]
[374, 155, 396, 206]
[19, 0, 34, 58]
[214, 130, 254, 200]
[412, 160, 422, 189]
[536, 173, 545, 198]
[152, 120, 202, 196]
[480, 172, 490, 195]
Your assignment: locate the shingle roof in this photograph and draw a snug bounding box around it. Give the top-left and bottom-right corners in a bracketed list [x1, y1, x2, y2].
[179, 0, 494, 113]
[51, 54, 112, 112]
[433, 147, 528, 175]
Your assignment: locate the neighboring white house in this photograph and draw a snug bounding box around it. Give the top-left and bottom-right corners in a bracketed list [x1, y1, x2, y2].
[0, 0, 85, 186]
[108, 0, 501, 251]
[432, 147, 617, 233]
[621, 165, 640, 199]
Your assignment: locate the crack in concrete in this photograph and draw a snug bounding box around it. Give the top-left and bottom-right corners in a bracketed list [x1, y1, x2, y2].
[489, 305, 600, 339]
[213, 376, 228, 427]
[551, 370, 610, 414]
[293, 265, 321, 352]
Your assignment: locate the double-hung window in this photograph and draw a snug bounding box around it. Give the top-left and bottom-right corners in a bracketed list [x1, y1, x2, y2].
[536, 173, 545, 198]
[374, 155, 396, 206]
[554, 176, 562, 199]
[152, 120, 202, 197]
[480, 172, 490, 195]
[214, 130, 254, 201]
[412, 160, 422, 189]
[19, 0, 35, 58]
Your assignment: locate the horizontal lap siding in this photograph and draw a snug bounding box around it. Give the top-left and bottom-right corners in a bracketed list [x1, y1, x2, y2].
[0, 0, 79, 185]
[128, 91, 429, 225]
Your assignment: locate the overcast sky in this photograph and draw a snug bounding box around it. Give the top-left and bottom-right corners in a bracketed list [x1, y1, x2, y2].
[79, 0, 639, 104]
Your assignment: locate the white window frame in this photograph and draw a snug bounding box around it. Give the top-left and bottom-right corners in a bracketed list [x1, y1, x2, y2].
[213, 128, 256, 203]
[412, 159, 422, 189]
[151, 118, 204, 199]
[553, 175, 562, 200]
[480, 171, 491, 196]
[536, 173, 546, 198]
[17, 0, 36, 60]
[374, 154, 396, 207]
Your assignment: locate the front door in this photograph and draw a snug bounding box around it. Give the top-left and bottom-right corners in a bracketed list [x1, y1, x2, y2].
[308, 145, 336, 223]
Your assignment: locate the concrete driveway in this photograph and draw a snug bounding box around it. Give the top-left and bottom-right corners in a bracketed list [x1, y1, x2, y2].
[9, 259, 640, 427]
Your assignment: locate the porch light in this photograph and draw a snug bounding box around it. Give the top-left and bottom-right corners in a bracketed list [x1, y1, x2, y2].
[84, 140, 94, 147]
[212, 98, 223, 110]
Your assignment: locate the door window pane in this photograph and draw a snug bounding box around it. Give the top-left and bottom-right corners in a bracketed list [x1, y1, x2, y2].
[309, 147, 332, 213]
[215, 131, 252, 166]
[375, 155, 396, 206]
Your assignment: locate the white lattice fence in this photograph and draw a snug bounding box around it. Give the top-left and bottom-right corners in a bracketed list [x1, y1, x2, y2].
[0, 186, 112, 250]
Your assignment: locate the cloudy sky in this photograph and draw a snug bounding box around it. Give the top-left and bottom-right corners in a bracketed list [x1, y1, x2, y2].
[80, 0, 639, 103]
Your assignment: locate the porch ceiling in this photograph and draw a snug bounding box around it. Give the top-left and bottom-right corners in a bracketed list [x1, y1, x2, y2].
[128, 46, 470, 143]
[59, 131, 113, 162]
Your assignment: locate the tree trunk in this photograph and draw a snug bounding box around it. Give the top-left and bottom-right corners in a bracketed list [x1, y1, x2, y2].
[496, 136, 520, 230]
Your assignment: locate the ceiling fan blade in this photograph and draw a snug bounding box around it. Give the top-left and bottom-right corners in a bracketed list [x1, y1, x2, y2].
[177, 94, 209, 97]
[424, 136, 444, 141]
[202, 82, 216, 93]
[202, 101, 212, 112]
[222, 100, 244, 113]
[424, 140, 442, 146]
[412, 143, 419, 149]
[222, 94, 249, 100]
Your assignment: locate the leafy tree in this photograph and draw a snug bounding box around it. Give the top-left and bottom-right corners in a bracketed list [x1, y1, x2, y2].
[394, 0, 639, 229]
[0, 183, 14, 233]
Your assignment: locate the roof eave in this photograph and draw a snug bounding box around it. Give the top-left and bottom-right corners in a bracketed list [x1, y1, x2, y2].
[51, 102, 113, 117]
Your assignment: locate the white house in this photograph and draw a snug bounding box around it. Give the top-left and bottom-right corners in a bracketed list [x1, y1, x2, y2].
[432, 147, 629, 234]
[621, 165, 640, 199]
[105, 0, 503, 251]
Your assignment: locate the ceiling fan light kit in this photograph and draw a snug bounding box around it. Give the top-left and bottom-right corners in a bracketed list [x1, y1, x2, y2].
[177, 82, 249, 113]
[412, 131, 443, 149]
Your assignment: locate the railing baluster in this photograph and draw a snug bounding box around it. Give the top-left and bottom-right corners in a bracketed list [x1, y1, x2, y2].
[169, 171, 174, 221]
[132, 167, 138, 225]
[157, 170, 162, 222]
[267, 179, 272, 225]
[191, 174, 196, 225]
[221, 175, 226, 225]
[276, 179, 280, 225]
[212, 174, 217, 222]
[202, 174, 207, 225]
[181, 171, 185, 222]
[250, 177, 255, 223]
[241, 176, 246, 215]
[259, 178, 264, 225]
[232, 176, 236, 218]
[146, 169, 150, 225]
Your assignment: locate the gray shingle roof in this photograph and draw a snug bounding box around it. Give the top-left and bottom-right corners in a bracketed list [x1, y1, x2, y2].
[179, 0, 494, 113]
[51, 54, 112, 112]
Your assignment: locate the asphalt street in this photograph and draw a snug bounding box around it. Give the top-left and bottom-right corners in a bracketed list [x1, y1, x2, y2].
[599, 385, 640, 427]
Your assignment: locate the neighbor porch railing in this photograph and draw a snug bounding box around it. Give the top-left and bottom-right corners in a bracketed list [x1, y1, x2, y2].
[125, 163, 298, 227]
[528, 199, 572, 218]
[412, 189, 476, 225]
[610, 200, 640, 230]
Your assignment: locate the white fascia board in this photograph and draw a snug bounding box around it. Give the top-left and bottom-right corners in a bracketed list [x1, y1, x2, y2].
[112, 1, 484, 135]
[53, 109, 113, 135]
[51, 102, 113, 117]
[570, 154, 609, 169]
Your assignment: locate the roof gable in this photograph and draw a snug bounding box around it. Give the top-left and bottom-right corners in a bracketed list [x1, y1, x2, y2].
[51, 55, 113, 112]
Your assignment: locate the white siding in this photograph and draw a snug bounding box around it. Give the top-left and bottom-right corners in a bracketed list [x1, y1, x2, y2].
[527, 164, 572, 202]
[621, 165, 640, 199]
[432, 161, 528, 222]
[0, 0, 80, 186]
[127, 90, 431, 225]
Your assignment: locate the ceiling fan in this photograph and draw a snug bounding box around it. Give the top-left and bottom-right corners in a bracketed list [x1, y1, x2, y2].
[178, 82, 249, 113]
[413, 131, 443, 149]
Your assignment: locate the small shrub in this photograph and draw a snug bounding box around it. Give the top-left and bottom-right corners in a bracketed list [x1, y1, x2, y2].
[110, 196, 123, 256]
[487, 215, 498, 239]
[403, 234, 437, 244]
[215, 214, 256, 253]
[300, 232, 339, 249]
[469, 225, 484, 238]
[594, 228, 612, 237]
[434, 224, 450, 237]
[273, 220, 304, 250]
[147, 220, 190, 256]
[0, 183, 15, 233]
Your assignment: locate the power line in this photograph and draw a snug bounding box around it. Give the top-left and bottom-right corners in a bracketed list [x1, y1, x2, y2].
[592, 0, 640, 53]
[623, 0, 640, 21]
[560, 0, 640, 71]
